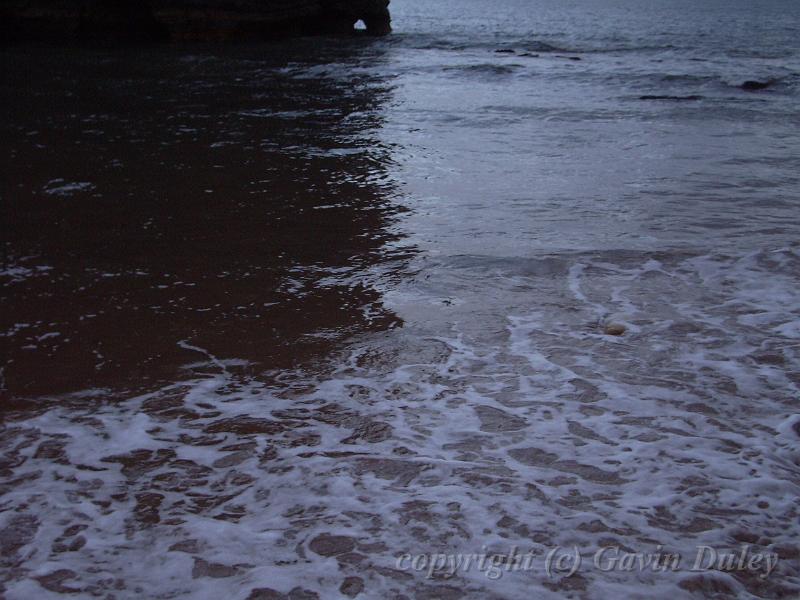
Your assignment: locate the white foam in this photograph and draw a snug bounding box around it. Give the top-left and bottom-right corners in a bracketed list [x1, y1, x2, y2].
[2, 246, 799, 598]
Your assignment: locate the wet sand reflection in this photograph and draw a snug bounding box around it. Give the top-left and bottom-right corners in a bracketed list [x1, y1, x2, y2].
[1, 41, 409, 399]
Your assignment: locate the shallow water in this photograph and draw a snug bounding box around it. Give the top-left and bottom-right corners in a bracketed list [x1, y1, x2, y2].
[2, 0, 800, 598]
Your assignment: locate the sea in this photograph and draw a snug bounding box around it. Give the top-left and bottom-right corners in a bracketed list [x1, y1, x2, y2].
[1, 0, 799, 597]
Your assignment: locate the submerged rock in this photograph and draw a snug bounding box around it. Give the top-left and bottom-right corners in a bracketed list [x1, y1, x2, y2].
[1, 0, 392, 42]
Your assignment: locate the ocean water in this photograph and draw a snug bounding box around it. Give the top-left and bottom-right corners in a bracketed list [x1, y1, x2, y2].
[1, 0, 800, 598]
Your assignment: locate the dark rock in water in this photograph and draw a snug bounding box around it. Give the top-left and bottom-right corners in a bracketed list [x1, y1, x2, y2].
[556, 55, 582, 61]
[0, 0, 392, 42]
[740, 80, 773, 91]
[639, 95, 704, 101]
[495, 48, 516, 54]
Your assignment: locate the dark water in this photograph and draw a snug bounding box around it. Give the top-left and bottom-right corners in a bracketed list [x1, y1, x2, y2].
[2, 40, 409, 398]
[2, 1, 800, 598]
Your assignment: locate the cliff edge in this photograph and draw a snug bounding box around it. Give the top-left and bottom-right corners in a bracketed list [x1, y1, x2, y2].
[1, 0, 391, 42]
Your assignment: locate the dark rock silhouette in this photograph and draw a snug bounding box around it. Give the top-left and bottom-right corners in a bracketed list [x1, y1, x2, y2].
[1, 0, 391, 42]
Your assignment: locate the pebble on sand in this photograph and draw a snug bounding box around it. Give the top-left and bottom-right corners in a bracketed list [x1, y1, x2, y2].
[604, 323, 626, 336]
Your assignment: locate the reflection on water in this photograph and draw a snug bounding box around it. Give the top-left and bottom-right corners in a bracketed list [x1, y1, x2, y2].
[1, 41, 409, 399]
